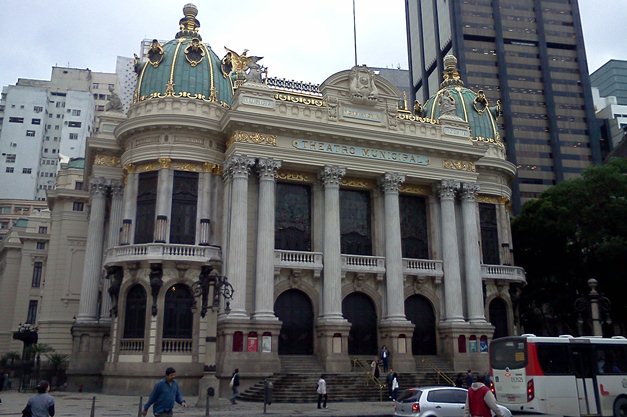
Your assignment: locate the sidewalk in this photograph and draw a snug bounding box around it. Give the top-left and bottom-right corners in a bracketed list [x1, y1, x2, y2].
[0, 390, 395, 417]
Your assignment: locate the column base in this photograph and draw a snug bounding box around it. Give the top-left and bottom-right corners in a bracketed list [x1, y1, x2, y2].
[215, 318, 282, 398]
[379, 321, 416, 373]
[66, 322, 110, 392]
[315, 320, 352, 373]
[438, 321, 495, 372]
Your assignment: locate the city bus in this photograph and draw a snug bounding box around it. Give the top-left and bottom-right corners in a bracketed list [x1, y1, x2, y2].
[489, 335, 627, 417]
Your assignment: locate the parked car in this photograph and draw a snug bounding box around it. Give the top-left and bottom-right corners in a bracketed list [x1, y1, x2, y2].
[394, 386, 513, 417]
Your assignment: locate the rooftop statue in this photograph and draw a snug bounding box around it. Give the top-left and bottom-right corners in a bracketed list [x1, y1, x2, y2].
[221, 47, 264, 86]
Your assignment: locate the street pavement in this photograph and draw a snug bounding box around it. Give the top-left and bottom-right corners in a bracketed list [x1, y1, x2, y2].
[0, 390, 395, 417]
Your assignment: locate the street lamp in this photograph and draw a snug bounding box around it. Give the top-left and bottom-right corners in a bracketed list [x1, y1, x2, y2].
[192, 265, 234, 317]
[574, 278, 611, 336]
[12, 323, 38, 391]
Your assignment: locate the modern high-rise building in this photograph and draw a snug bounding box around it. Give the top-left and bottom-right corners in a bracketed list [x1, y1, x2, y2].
[405, 0, 602, 211]
[591, 59, 627, 106]
[0, 67, 118, 200]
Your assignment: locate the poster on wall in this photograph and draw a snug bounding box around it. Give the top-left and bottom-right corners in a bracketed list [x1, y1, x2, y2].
[480, 338, 489, 353]
[247, 335, 258, 352]
[469, 339, 478, 353]
[261, 335, 272, 353]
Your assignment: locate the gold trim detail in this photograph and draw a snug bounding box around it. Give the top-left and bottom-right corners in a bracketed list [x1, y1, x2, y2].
[158, 158, 172, 169]
[274, 93, 325, 107]
[477, 195, 506, 205]
[396, 113, 439, 124]
[184, 38, 205, 67]
[124, 163, 136, 174]
[276, 171, 315, 183]
[472, 136, 504, 147]
[227, 131, 277, 148]
[341, 178, 376, 189]
[94, 154, 121, 167]
[443, 159, 476, 172]
[400, 184, 431, 196]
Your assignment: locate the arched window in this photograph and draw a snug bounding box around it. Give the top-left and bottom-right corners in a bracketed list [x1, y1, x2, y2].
[163, 284, 193, 338]
[458, 335, 467, 353]
[124, 285, 147, 338]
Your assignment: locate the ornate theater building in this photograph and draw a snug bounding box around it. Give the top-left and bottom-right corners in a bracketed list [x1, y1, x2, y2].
[60, 4, 525, 396]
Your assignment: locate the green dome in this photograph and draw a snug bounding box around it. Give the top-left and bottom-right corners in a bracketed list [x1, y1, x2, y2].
[134, 4, 234, 106]
[421, 55, 503, 147]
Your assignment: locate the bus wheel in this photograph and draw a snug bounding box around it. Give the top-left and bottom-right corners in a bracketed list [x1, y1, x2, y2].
[614, 397, 627, 417]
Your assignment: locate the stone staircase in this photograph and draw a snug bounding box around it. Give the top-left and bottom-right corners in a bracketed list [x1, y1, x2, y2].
[237, 355, 457, 403]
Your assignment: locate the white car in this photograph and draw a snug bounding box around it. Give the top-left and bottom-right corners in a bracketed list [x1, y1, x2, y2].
[394, 386, 513, 417]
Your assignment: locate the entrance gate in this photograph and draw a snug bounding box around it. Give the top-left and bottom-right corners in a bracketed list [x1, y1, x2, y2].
[274, 289, 314, 355]
[405, 295, 436, 355]
[342, 292, 378, 355]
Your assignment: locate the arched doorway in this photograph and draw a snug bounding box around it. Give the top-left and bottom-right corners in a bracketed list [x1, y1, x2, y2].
[163, 284, 193, 339]
[405, 295, 436, 355]
[274, 289, 314, 354]
[342, 292, 377, 355]
[123, 284, 147, 339]
[489, 298, 509, 339]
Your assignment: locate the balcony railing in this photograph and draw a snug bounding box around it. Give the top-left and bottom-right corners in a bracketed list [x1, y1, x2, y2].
[341, 255, 386, 279]
[119, 338, 144, 352]
[481, 264, 526, 283]
[274, 250, 323, 277]
[402, 258, 444, 277]
[162, 338, 193, 353]
[104, 243, 221, 266]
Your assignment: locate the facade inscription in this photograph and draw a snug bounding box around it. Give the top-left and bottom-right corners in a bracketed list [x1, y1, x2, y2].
[292, 139, 429, 165]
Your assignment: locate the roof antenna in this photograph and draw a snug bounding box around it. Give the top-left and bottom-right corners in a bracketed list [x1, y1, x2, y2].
[352, 0, 358, 67]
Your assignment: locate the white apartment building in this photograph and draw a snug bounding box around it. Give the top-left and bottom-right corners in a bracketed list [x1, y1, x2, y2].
[593, 87, 627, 152]
[0, 67, 118, 200]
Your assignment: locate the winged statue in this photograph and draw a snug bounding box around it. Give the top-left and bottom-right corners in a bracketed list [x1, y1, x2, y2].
[221, 47, 264, 79]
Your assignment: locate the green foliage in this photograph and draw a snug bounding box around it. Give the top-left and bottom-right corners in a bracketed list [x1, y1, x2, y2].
[25, 343, 54, 356]
[45, 353, 69, 370]
[513, 158, 627, 335]
[0, 351, 21, 367]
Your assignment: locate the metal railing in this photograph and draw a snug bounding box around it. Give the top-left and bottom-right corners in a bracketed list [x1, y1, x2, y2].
[351, 358, 386, 402]
[419, 357, 456, 386]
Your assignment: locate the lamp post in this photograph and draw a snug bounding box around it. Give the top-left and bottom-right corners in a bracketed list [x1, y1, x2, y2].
[192, 266, 234, 317]
[12, 323, 38, 391]
[574, 278, 612, 336]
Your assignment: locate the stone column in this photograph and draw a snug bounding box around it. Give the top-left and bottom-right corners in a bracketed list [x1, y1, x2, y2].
[198, 170, 211, 245]
[319, 165, 346, 321]
[121, 166, 138, 245]
[460, 183, 486, 323]
[154, 158, 172, 243]
[253, 158, 281, 320]
[438, 180, 464, 322]
[76, 177, 108, 322]
[380, 172, 406, 322]
[101, 179, 124, 319]
[224, 155, 255, 318]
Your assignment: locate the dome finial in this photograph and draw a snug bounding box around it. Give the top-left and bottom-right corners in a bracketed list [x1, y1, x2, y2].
[441, 54, 464, 88]
[176, 3, 202, 40]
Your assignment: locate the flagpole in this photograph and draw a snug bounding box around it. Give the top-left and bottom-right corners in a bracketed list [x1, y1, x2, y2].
[353, 0, 358, 66]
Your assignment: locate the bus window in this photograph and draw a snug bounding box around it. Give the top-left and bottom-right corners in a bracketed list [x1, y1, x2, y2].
[490, 339, 526, 369]
[571, 345, 594, 378]
[536, 343, 571, 374]
[596, 345, 627, 374]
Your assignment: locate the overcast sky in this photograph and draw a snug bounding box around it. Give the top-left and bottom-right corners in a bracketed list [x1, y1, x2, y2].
[0, 1, 625, 90]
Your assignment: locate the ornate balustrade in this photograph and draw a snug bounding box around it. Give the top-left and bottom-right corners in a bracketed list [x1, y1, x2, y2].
[402, 258, 444, 278]
[341, 255, 386, 279]
[162, 338, 193, 353]
[119, 338, 144, 352]
[274, 250, 323, 278]
[104, 243, 221, 266]
[481, 264, 526, 283]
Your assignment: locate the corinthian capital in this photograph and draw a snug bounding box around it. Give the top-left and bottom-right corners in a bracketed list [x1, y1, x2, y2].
[460, 183, 480, 201]
[319, 165, 346, 187]
[224, 154, 255, 180]
[109, 179, 124, 197]
[257, 158, 282, 180]
[89, 177, 108, 197]
[380, 172, 405, 193]
[437, 179, 459, 200]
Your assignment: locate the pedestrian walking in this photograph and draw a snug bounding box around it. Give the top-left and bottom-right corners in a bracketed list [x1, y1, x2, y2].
[464, 374, 504, 417]
[22, 380, 55, 417]
[316, 374, 327, 409]
[391, 372, 399, 401]
[142, 367, 187, 416]
[380, 345, 390, 373]
[229, 368, 240, 405]
[386, 369, 395, 399]
[465, 369, 473, 388]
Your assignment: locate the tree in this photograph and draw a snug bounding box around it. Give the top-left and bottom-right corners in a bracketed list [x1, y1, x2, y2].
[513, 157, 627, 335]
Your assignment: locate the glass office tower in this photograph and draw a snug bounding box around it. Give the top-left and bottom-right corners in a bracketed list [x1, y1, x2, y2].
[406, 0, 601, 211]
